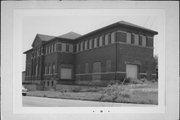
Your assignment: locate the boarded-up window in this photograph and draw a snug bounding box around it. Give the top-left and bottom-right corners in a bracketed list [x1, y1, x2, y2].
[97, 37, 100, 47]
[139, 36, 142, 45]
[61, 68, 72, 79]
[85, 41, 87, 50]
[102, 35, 105, 45]
[85, 63, 89, 73]
[93, 62, 101, 80]
[146, 37, 153, 47]
[49, 65, 51, 74]
[83, 41, 85, 50]
[87, 40, 89, 49]
[78, 43, 81, 51]
[142, 36, 146, 46]
[93, 62, 101, 73]
[56, 44, 62, 52]
[92, 39, 94, 48]
[131, 34, 135, 44]
[66, 44, 69, 52]
[106, 60, 111, 72]
[108, 34, 111, 44]
[116, 32, 127, 42]
[77, 64, 81, 73]
[62, 43, 66, 52]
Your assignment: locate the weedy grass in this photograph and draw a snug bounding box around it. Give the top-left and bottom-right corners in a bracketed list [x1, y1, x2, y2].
[27, 82, 158, 105]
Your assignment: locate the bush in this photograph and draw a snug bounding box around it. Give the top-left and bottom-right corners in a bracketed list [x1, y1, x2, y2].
[101, 83, 131, 102]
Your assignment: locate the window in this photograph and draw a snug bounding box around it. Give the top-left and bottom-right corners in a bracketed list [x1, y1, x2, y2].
[87, 40, 89, 49]
[146, 37, 153, 47]
[106, 60, 111, 72]
[83, 41, 85, 50]
[45, 66, 47, 74]
[47, 81, 49, 86]
[116, 32, 127, 42]
[108, 34, 111, 44]
[51, 81, 54, 86]
[78, 43, 81, 51]
[54, 44, 56, 52]
[102, 35, 105, 45]
[47, 65, 49, 74]
[49, 65, 51, 74]
[89, 40, 92, 49]
[56, 44, 62, 52]
[76, 44, 78, 52]
[52, 64, 55, 74]
[97, 37, 100, 47]
[41, 48, 43, 55]
[49, 46, 51, 53]
[62, 43, 66, 52]
[94, 38, 97, 48]
[51, 44, 54, 53]
[85, 41, 87, 50]
[61, 68, 72, 79]
[92, 39, 94, 48]
[131, 34, 135, 44]
[77, 64, 81, 73]
[85, 63, 89, 73]
[139, 36, 142, 45]
[142, 36, 146, 46]
[36, 64, 38, 76]
[66, 44, 70, 52]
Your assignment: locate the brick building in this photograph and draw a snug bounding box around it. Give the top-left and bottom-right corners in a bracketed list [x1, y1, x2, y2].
[24, 21, 158, 90]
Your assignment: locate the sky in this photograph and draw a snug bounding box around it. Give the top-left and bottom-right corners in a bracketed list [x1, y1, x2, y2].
[21, 9, 164, 71]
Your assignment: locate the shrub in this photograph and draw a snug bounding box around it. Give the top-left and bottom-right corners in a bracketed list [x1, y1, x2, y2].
[101, 83, 131, 102]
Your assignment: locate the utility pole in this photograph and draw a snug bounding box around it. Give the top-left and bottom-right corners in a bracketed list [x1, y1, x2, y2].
[115, 33, 117, 83]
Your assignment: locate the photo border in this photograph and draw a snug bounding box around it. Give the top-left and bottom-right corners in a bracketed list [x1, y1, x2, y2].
[1, 1, 179, 120]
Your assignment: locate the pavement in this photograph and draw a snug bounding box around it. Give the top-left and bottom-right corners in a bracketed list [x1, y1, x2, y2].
[23, 96, 156, 107]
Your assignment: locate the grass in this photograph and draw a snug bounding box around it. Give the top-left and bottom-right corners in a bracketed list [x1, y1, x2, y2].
[27, 82, 158, 105]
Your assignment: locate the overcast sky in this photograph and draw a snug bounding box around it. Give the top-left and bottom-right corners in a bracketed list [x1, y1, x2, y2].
[21, 9, 164, 71]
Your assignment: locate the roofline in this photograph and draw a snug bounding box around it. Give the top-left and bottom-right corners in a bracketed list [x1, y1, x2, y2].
[75, 22, 158, 40]
[23, 49, 33, 54]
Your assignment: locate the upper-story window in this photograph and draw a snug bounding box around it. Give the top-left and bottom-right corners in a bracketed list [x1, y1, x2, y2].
[97, 37, 100, 47]
[131, 34, 135, 44]
[146, 37, 153, 47]
[51, 44, 54, 53]
[85, 41, 87, 50]
[142, 35, 146, 47]
[48, 46, 50, 53]
[139, 35, 142, 45]
[108, 33, 111, 44]
[62, 43, 66, 52]
[87, 40, 89, 50]
[66, 44, 70, 52]
[83, 41, 85, 50]
[80, 42, 83, 51]
[78, 43, 81, 52]
[102, 35, 105, 46]
[116, 32, 127, 43]
[92, 39, 94, 49]
[56, 43, 62, 52]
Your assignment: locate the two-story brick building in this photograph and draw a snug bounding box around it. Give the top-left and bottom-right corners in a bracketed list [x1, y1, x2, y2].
[23, 21, 158, 90]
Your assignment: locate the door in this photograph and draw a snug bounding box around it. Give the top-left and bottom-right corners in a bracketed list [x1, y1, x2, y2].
[126, 64, 138, 79]
[92, 62, 101, 80]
